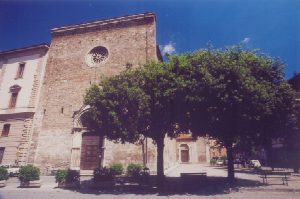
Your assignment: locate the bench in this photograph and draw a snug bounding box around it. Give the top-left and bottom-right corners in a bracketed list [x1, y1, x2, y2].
[180, 173, 207, 182]
[180, 172, 207, 177]
[180, 172, 207, 189]
[260, 171, 291, 185]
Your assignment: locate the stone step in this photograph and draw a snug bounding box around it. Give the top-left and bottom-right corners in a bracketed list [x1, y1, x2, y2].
[80, 170, 93, 176]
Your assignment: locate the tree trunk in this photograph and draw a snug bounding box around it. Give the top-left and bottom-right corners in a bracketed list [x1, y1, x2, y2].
[226, 143, 235, 184]
[99, 135, 105, 168]
[293, 160, 299, 173]
[156, 136, 165, 191]
[292, 151, 300, 173]
[142, 138, 146, 168]
[265, 140, 274, 170]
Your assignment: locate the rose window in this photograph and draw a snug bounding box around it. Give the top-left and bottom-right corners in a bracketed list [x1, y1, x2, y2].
[86, 46, 108, 67]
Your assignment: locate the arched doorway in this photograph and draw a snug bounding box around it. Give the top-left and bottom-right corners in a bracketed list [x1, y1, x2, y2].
[180, 144, 189, 163]
[71, 105, 104, 171]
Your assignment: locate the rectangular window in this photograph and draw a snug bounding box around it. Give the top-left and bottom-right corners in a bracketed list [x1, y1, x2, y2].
[16, 62, 25, 79]
[1, 124, 10, 137]
[0, 147, 4, 164]
[9, 92, 18, 108]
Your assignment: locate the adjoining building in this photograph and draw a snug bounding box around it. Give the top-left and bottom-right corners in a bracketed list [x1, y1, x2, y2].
[0, 13, 214, 174]
[0, 44, 49, 165]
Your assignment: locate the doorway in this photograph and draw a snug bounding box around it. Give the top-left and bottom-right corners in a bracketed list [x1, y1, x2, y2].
[180, 144, 189, 163]
[80, 135, 100, 170]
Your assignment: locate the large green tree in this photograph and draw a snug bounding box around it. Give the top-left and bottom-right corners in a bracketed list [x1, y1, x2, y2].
[83, 62, 181, 189]
[167, 48, 296, 183]
[83, 47, 296, 187]
[287, 73, 300, 172]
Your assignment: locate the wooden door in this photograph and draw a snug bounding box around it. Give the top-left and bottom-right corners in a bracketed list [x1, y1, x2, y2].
[80, 136, 99, 170]
[181, 150, 189, 163]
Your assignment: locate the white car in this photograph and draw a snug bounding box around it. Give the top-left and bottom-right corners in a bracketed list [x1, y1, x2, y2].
[1, 164, 20, 177]
[249, 160, 261, 168]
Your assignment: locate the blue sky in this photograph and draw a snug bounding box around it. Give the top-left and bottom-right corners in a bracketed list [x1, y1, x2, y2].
[0, 0, 299, 78]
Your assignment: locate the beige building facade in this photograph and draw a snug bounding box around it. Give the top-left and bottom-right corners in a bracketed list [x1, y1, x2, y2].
[1, 13, 212, 174]
[0, 44, 49, 165]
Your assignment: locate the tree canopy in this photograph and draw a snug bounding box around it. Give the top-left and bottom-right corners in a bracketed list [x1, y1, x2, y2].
[83, 62, 182, 189]
[168, 48, 296, 181]
[82, 69, 149, 143]
[83, 47, 296, 186]
[287, 72, 300, 172]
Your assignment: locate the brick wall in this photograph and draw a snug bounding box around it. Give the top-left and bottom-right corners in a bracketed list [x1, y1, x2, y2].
[32, 15, 158, 170]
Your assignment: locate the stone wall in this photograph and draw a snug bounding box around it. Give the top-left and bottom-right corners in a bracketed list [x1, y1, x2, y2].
[176, 136, 208, 164]
[103, 137, 158, 172]
[164, 136, 177, 170]
[196, 137, 207, 162]
[32, 14, 158, 171]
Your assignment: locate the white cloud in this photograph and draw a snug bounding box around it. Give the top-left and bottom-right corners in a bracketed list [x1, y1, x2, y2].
[162, 42, 176, 55]
[241, 37, 251, 44]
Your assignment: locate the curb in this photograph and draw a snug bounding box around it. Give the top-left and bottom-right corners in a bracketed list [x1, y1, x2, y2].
[240, 188, 300, 193]
[164, 164, 180, 176]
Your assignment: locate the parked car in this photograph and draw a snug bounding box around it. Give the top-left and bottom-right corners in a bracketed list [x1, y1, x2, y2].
[234, 158, 242, 164]
[0, 164, 20, 177]
[216, 158, 225, 166]
[249, 160, 261, 168]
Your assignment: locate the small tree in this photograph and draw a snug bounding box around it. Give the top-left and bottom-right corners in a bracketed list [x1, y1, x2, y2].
[0, 167, 9, 181]
[19, 165, 40, 183]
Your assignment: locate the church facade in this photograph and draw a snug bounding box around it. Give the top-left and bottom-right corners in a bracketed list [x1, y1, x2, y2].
[0, 13, 212, 174]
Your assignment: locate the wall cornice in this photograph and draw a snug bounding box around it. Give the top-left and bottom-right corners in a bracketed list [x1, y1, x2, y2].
[51, 12, 156, 37]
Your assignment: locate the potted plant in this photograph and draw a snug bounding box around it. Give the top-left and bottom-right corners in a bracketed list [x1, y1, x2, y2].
[55, 169, 80, 188]
[210, 157, 218, 166]
[139, 167, 150, 185]
[126, 163, 143, 183]
[126, 163, 142, 183]
[18, 165, 41, 188]
[0, 166, 9, 187]
[110, 163, 123, 176]
[93, 167, 115, 188]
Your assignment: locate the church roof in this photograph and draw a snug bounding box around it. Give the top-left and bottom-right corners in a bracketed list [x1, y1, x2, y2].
[51, 12, 156, 37]
[0, 43, 49, 57]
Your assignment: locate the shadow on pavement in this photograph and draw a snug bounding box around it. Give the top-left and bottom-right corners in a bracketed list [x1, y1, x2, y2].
[69, 175, 262, 196]
[211, 166, 260, 175]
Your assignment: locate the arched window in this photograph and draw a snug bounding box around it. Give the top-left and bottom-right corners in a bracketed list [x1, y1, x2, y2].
[9, 85, 21, 108]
